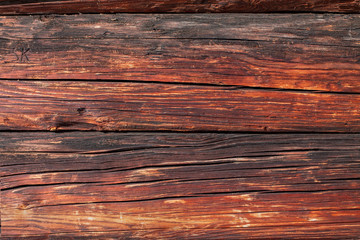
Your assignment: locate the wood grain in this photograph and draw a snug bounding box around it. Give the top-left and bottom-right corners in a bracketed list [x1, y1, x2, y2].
[2, 132, 360, 239]
[1, 80, 360, 132]
[0, 0, 359, 15]
[0, 14, 359, 92]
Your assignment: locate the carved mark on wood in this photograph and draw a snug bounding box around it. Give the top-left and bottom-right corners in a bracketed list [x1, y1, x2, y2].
[13, 47, 30, 63]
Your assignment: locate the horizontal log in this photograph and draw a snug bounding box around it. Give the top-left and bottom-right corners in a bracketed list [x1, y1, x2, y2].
[2, 132, 360, 238]
[0, 14, 359, 92]
[1, 81, 360, 132]
[0, 0, 359, 14]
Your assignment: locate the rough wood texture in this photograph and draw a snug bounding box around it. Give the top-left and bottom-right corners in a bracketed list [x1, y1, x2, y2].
[0, 14, 359, 92]
[1, 80, 360, 132]
[2, 132, 360, 239]
[0, 0, 359, 14]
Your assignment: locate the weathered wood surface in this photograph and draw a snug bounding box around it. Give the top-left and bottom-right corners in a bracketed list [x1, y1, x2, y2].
[0, 14, 359, 92]
[0, 0, 359, 15]
[1, 80, 360, 132]
[2, 132, 360, 239]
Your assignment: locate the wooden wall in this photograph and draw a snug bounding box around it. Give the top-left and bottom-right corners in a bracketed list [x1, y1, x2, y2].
[1, 1, 360, 239]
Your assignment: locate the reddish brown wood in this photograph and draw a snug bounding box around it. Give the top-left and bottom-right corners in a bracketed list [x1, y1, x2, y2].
[0, 0, 358, 14]
[0, 14, 359, 92]
[0, 81, 360, 132]
[2, 132, 360, 239]
[1, 10, 359, 240]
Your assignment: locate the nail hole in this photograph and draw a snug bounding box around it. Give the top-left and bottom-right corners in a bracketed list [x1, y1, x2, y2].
[77, 107, 86, 115]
